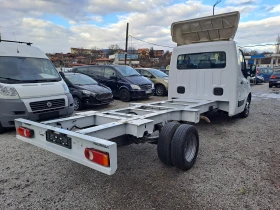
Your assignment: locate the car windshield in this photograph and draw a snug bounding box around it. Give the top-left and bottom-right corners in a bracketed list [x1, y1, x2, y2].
[114, 66, 140, 77]
[0, 57, 61, 84]
[149, 69, 168, 78]
[66, 74, 98, 85]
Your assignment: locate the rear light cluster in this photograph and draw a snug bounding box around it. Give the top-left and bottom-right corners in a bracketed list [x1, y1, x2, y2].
[270, 75, 276, 79]
[84, 148, 110, 167]
[17, 127, 34, 138]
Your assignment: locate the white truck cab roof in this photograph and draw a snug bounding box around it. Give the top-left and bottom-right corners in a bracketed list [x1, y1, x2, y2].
[171, 11, 240, 46]
[0, 41, 48, 59]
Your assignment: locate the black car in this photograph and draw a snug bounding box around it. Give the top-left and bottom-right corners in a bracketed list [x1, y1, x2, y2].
[62, 73, 114, 110]
[72, 65, 155, 102]
[269, 71, 280, 88]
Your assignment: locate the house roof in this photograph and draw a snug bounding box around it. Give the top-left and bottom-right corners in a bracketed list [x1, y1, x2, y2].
[95, 58, 113, 61]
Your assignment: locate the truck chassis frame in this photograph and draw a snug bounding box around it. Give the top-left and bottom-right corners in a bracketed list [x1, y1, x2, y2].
[15, 99, 218, 175]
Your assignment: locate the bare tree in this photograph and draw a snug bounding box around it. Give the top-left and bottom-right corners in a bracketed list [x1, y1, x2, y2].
[149, 47, 154, 58]
[127, 46, 137, 54]
[275, 34, 280, 54]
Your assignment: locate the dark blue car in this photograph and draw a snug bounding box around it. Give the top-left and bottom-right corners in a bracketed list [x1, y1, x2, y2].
[256, 67, 274, 82]
[72, 65, 155, 102]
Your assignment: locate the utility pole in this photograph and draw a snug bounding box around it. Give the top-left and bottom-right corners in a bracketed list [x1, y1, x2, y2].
[213, 0, 221, 15]
[125, 23, 129, 65]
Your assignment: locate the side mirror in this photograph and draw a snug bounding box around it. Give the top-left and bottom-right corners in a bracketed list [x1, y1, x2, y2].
[250, 65, 256, 76]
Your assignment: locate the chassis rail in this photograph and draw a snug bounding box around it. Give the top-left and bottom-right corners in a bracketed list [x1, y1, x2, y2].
[15, 99, 218, 175]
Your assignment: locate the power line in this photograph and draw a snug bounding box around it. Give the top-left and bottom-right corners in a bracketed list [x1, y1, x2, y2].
[240, 43, 280, 48]
[129, 35, 174, 48]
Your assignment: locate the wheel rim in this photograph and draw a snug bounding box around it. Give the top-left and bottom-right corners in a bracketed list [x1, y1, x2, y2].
[74, 98, 80, 110]
[184, 133, 197, 162]
[156, 86, 164, 96]
[121, 91, 128, 100]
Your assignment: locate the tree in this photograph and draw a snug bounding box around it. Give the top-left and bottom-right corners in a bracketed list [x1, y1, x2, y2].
[163, 50, 170, 58]
[127, 46, 137, 54]
[149, 47, 154, 58]
[108, 44, 122, 55]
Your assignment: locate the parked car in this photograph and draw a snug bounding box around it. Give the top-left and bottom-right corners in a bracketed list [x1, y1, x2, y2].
[62, 73, 114, 110]
[256, 67, 274, 82]
[72, 65, 154, 102]
[269, 71, 280, 88]
[159, 69, 169, 76]
[135, 68, 169, 96]
[250, 75, 264, 84]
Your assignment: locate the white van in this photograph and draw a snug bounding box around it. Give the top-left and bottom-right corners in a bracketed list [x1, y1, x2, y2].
[0, 40, 74, 133]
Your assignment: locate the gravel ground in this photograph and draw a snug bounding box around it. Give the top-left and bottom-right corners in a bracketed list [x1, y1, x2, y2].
[0, 84, 279, 210]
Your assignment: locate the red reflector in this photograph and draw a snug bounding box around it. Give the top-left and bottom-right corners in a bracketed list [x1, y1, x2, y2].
[84, 148, 110, 167]
[17, 127, 34, 138]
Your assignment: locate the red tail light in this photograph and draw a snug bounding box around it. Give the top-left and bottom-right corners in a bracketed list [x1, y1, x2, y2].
[270, 75, 276, 79]
[17, 127, 34, 138]
[84, 148, 110, 167]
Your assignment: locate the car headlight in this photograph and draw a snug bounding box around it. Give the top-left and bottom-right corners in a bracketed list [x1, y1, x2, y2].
[0, 84, 20, 99]
[164, 79, 168, 83]
[81, 90, 96, 96]
[151, 83, 154, 88]
[130, 84, 141, 90]
[62, 82, 69, 93]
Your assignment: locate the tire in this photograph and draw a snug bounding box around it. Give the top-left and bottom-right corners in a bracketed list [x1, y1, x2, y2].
[170, 124, 199, 171]
[119, 89, 131, 102]
[73, 97, 83, 111]
[157, 122, 180, 166]
[155, 84, 166, 96]
[239, 97, 250, 118]
[0, 122, 5, 134]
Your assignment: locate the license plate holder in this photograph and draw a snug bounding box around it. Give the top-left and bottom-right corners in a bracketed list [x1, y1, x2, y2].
[46, 130, 72, 149]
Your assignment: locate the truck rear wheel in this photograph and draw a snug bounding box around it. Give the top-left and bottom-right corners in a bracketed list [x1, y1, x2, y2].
[157, 121, 180, 166]
[0, 122, 5, 134]
[171, 124, 199, 171]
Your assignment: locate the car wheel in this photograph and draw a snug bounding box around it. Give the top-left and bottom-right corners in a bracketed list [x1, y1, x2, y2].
[119, 89, 131, 102]
[239, 97, 250, 118]
[155, 84, 166, 96]
[0, 122, 5, 134]
[170, 124, 199, 171]
[157, 121, 180, 166]
[73, 97, 83, 111]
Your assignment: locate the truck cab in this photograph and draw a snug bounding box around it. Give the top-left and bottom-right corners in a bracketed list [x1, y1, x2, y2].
[168, 11, 255, 117]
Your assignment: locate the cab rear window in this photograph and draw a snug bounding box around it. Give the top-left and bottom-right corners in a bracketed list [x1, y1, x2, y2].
[177, 52, 226, 69]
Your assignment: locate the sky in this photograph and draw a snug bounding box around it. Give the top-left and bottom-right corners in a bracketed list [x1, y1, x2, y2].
[0, 0, 280, 54]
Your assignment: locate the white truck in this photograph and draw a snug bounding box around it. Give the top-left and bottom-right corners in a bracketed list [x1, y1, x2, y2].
[15, 11, 256, 175]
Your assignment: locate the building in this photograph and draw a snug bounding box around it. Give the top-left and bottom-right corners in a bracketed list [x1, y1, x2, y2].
[245, 54, 280, 68]
[94, 58, 114, 65]
[138, 48, 149, 58]
[154, 50, 164, 57]
[71, 48, 105, 58]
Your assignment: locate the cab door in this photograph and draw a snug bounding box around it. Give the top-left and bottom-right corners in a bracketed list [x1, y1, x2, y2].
[237, 50, 250, 112]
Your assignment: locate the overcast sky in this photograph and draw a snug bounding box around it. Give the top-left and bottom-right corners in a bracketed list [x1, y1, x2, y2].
[0, 0, 279, 53]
